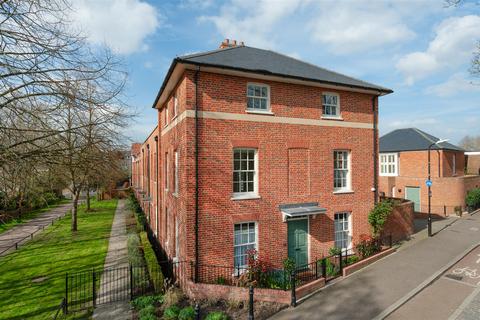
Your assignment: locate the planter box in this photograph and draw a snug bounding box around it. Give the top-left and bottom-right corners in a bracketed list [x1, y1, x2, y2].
[342, 247, 396, 277]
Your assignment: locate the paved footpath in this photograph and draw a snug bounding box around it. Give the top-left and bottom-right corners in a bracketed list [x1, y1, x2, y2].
[0, 202, 72, 257]
[271, 213, 480, 320]
[92, 199, 132, 320]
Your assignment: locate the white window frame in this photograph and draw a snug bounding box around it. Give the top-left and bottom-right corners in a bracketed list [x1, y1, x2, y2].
[174, 151, 179, 195]
[334, 212, 352, 253]
[165, 107, 169, 127]
[173, 94, 178, 118]
[233, 222, 258, 268]
[322, 92, 341, 119]
[246, 83, 271, 113]
[380, 153, 398, 177]
[333, 150, 352, 192]
[232, 148, 259, 199]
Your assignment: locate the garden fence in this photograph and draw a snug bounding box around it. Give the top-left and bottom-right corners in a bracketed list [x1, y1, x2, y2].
[64, 264, 163, 314]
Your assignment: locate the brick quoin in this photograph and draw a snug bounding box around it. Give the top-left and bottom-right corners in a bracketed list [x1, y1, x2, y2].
[130, 44, 405, 291]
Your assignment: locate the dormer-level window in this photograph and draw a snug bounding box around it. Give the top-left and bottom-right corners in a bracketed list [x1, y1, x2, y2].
[247, 83, 270, 112]
[380, 153, 398, 176]
[322, 93, 340, 118]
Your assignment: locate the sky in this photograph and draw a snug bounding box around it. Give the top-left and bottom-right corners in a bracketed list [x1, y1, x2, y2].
[70, 0, 480, 144]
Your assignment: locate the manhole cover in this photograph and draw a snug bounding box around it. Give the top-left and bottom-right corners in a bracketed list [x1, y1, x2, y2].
[31, 276, 48, 283]
[445, 274, 463, 281]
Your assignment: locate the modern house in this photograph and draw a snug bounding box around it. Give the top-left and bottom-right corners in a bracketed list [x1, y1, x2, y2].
[378, 128, 480, 216]
[131, 39, 398, 289]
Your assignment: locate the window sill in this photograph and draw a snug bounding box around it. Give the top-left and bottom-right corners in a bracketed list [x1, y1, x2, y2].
[173, 257, 179, 263]
[231, 194, 261, 201]
[321, 116, 343, 121]
[172, 193, 179, 198]
[333, 190, 354, 195]
[246, 109, 274, 116]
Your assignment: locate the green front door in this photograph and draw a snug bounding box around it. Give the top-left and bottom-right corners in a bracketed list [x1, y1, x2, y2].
[288, 219, 308, 267]
[405, 186, 421, 212]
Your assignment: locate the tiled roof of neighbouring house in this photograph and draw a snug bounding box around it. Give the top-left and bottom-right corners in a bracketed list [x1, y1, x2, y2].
[177, 45, 393, 94]
[380, 128, 464, 153]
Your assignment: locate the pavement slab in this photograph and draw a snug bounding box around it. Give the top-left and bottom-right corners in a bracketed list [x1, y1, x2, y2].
[92, 199, 132, 320]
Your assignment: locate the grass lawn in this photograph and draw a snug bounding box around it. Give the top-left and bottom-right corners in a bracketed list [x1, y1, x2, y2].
[0, 198, 117, 320]
[0, 199, 71, 235]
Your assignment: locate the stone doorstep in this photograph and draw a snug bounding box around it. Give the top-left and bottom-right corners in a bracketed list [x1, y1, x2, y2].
[342, 247, 397, 277]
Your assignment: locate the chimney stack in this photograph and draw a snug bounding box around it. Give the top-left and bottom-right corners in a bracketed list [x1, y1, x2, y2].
[219, 39, 245, 49]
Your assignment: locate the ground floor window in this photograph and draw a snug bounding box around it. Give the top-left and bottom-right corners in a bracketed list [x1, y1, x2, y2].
[334, 212, 351, 252]
[234, 222, 256, 268]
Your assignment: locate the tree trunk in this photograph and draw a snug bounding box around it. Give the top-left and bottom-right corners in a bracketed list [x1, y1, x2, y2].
[71, 192, 79, 231]
[86, 187, 91, 212]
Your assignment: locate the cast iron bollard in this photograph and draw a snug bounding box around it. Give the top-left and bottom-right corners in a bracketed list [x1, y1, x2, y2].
[194, 302, 200, 320]
[129, 264, 133, 300]
[389, 234, 393, 248]
[248, 285, 254, 320]
[290, 270, 297, 307]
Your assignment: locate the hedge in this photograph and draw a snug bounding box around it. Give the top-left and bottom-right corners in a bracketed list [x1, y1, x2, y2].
[140, 230, 164, 292]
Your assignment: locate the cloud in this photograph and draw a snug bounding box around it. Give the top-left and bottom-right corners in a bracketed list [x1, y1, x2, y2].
[309, 1, 416, 54]
[199, 0, 305, 48]
[396, 15, 480, 85]
[389, 118, 438, 129]
[71, 0, 160, 55]
[425, 73, 480, 97]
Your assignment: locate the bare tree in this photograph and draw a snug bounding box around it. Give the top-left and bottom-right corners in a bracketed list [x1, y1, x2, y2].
[0, 0, 133, 230]
[459, 135, 480, 151]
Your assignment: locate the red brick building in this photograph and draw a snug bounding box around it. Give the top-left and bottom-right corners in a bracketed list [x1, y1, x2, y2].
[132, 40, 393, 281]
[378, 128, 480, 215]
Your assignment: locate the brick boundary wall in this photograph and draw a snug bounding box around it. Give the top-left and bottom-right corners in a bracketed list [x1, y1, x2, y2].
[342, 247, 396, 277]
[382, 199, 415, 243]
[183, 277, 326, 305]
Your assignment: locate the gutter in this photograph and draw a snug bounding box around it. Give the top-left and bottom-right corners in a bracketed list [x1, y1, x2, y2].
[373, 95, 379, 204]
[194, 67, 200, 282]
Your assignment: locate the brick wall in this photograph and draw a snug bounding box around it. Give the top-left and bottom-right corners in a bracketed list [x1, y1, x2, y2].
[382, 198, 414, 242]
[136, 68, 384, 286]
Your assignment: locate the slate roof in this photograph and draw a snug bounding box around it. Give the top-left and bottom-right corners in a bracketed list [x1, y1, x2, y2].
[176, 45, 393, 94]
[380, 128, 464, 153]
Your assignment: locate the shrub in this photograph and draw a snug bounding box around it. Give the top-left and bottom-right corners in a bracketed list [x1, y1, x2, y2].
[178, 306, 195, 320]
[163, 305, 181, 320]
[466, 188, 480, 210]
[205, 311, 229, 320]
[246, 249, 272, 287]
[163, 287, 184, 308]
[139, 305, 155, 319]
[355, 234, 380, 259]
[139, 314, 156, 320]
[368, 200, 394, 237]
[139, 231, 164, 292]
[325, 259, 339, 277]
[346, 255, 359, 265]
[328, 247, 342, 256]
[215, 277, 227, 285]
[132, 295, 163, 310]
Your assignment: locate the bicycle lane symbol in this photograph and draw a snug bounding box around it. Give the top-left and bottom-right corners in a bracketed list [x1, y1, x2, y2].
[446, 254, 480, 287]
